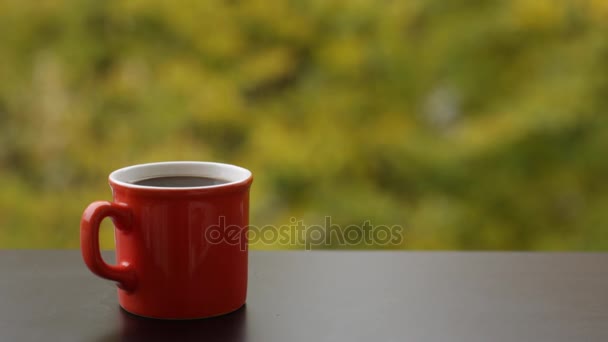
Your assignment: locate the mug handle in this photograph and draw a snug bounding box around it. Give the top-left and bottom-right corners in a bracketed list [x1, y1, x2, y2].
[80, 201, 137, 292]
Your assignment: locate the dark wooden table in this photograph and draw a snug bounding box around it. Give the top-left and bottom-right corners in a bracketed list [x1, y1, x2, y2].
[1, 251, 607, 341]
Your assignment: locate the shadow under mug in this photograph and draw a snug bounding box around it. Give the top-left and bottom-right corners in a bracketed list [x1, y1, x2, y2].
[80, 161, 253, 319]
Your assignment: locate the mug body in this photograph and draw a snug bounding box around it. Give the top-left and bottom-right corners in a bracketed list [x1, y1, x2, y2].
[87, 162, 252, 319]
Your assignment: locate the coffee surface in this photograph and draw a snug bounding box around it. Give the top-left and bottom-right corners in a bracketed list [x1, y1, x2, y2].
[132, 176, 229, 187]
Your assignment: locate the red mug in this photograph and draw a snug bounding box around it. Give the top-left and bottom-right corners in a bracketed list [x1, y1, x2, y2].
[80, 161, 253, 319]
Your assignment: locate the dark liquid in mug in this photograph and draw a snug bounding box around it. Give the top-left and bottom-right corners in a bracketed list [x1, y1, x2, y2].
[132, 176, 229, 187]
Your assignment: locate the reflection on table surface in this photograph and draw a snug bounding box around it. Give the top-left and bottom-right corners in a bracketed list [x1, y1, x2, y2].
[96, 305, 247, 342]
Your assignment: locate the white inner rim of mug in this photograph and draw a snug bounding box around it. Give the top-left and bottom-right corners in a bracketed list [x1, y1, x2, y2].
[109, 161, 252, 190]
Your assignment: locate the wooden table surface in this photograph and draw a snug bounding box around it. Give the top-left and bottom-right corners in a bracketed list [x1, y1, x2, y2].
[1, 250, 607, 341]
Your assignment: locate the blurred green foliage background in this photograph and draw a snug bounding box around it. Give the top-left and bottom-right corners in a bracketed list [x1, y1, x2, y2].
[1, 0, 607, 250]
